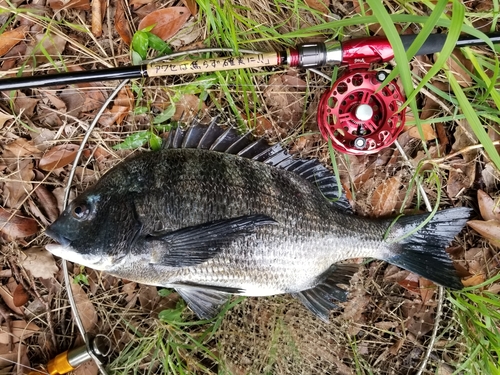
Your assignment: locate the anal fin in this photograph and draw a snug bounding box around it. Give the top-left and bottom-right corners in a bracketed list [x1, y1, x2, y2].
[293, 263, 358, 323]
[176, 287, 232, 320]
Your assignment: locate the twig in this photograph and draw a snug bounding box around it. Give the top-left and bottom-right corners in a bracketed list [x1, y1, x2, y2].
[422, 140, 500, 165]
[417, 285, 445, 375]
[394, 140, 432, 212]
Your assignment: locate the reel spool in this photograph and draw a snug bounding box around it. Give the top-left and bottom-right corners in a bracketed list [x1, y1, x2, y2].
[317, 70, 406, 155]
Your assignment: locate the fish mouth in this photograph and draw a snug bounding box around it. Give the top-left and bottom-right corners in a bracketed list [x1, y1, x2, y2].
[44, 227, 71, 247]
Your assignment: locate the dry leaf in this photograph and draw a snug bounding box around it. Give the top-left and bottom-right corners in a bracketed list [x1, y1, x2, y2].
[0, 320, 39, 345]
[462, 273, 485, 287]
[91, 0, 105, 37]
[0, 26, 28, 57]
[172, 94, 206, 122]
[3, 158, 34, 208]
[138, 7, 191, 41]
[13, 283, 29, 307]
[4, 138, 41, 157]
[418, 278, 436, 305]
[115, 0, 132, 45]
[20, 247, 59, 279]
[28, 33, 67, 65]
[305, 0, 330, 13]
[71, 280, 98, 332]
[39, 144, 80, 171]
[477, 189, 500, 222]
[73, 358, 99, 375]
[14, 92, 39, 117]
[129, 0, 153, 8]
[370, 176, 401, 217]
[408, 124, 437, 141]
[0, 110, 14, 129]
[0, 208, 38, 240]
[33, 185, 60, 223]
[468, 220, 500, 247]
[48, 0, 90, 10]
[181, 0, 197, 15]
[445, 50, 473, 87]
[263, 74, 307, 128]
[0, 280, 23, 316]
[447, 161, 475, 198]
[397, 272, 420, 294]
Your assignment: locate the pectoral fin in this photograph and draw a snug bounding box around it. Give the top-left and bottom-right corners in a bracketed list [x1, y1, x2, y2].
[175, 287, 232, 319]
[147, 214, 277, 267]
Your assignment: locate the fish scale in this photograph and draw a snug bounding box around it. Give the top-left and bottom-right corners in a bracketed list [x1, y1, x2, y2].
[45, 121, 472, 322]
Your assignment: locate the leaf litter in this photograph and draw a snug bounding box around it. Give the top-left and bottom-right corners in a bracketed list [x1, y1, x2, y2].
[0, 0, 497, 374]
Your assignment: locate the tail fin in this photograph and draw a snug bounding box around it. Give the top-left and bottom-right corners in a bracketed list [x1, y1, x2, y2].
[384, 207, 472, 289]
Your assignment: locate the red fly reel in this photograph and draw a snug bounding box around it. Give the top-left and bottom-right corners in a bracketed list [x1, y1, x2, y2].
[317, 70, 406, 155]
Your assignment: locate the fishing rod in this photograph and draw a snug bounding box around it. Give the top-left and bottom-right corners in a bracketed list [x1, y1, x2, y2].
[1, 32, 499, 154]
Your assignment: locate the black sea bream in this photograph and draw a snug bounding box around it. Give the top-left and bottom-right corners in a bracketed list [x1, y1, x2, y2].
[45, 121, 471, 321]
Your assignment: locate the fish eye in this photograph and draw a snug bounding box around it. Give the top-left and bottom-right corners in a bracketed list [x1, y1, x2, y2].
[72, 204, 90, 220]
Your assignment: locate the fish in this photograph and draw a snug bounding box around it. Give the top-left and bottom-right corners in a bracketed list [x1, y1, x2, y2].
[45, 119, 471, 322]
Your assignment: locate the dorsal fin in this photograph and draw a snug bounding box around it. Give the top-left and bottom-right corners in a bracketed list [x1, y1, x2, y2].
[163, 121, 352, 213]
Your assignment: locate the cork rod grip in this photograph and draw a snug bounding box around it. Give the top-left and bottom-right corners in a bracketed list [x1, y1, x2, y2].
[146, 52, 280, 77]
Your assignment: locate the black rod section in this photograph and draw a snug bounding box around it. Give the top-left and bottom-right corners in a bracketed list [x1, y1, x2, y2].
[0, 65, 145, 91]
[401, 32, 500, 56]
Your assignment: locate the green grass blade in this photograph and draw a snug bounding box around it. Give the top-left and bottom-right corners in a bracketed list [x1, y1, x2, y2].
[447, 69, 500, 171]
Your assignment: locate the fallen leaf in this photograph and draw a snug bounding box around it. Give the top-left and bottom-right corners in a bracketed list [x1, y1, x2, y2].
[0, 110, 14, 129]
[406, 310, 434, 338]
[48, 0, 90, 10]
[408, 123, 437, 141]
[14, 92, 39, 117]
[445, 50, 474, 87]
[33, 184, 60, 223]
[462, 273, 485, 287]
[0, 320, 39, 345]
[172, 94, 206, 122]
[129, 0, 153, 8]
[20, 247, 59, 279]
[3, 138, 41, 157]
[71, 280, 98, 333]
[0, 208, 38, 240]
[181, 0, 197, 15]
[305, 0, 330, 13]
[39, 144, 80, 171]
[482, 163, 500, 192]
[0, 343, 27, 369]
[467, 220, 500, 247]
[370, 175, 401, 217]
[115, 0, 132, 45]
[3, 158, 34, 208]
[138, 285, 160, 313]
[91, 0, 104, 37]
[0, 26, 28, 57]
[477, 190, 500, 222]
[73, 358, 99, 375]
[263, 74, 307, 128]
[138, 7, 191, 41]
[397, 272, 420, 294]
[13, 283, 29, 307]
[447, 161, 475, 198]
[169, 19, 202, 48]
[0, 279, 23, 315]
[27, 33, 67, 65]
[44, 91, 67, 111]
[418, 278, 436, 305]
